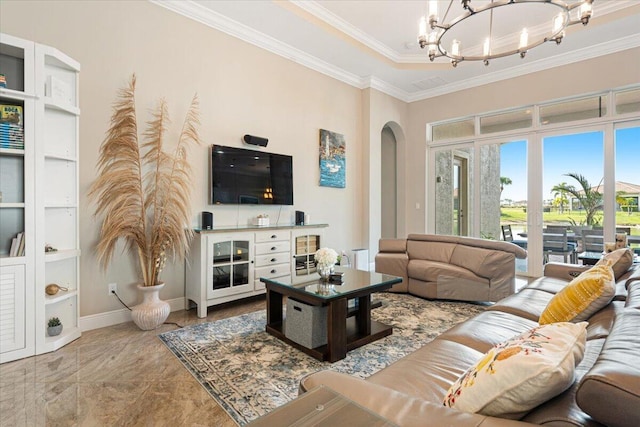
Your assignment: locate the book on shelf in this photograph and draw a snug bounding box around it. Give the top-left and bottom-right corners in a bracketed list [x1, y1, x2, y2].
[8, 231, 24, 257]
[9, 237, 18, 257]
[0, 122, 24, 147]
[17, 231, 25, 256]
[0, 104, 23, 127]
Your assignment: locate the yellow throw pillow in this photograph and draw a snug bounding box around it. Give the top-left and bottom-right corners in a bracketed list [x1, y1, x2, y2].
[539, 262, 615, 325]
[443, 322, 587, 418]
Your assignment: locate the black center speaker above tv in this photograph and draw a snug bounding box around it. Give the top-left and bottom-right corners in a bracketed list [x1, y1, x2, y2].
[243, 134, 269, 147]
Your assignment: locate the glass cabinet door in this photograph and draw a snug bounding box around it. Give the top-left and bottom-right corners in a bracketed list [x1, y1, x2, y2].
[208, 235, 253, 298]
[292, 232, 322, 283]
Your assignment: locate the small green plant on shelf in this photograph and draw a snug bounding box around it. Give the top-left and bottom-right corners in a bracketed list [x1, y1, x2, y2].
[47, 316, 63, 336]
[48, 317, 61, 327]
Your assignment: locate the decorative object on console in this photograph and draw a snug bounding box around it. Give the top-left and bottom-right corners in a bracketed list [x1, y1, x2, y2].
[243, 134, 268, 147]
[255, 214, 270, 226]
[319, 129, 345, 188]
[89, 74, 201, 330]
[418, 0, 594, 67]
[314, 247, 338, 281]
[295, 210, 305, 225]
[47, 317, 63, 337]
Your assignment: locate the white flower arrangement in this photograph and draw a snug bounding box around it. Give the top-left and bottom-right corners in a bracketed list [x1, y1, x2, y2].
[314, 247, 338, 268]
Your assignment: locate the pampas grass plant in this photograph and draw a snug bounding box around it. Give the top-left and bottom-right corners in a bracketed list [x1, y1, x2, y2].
[89, 74, 201, 286]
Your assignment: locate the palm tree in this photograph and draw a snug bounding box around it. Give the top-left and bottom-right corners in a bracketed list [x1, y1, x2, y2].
[551, 182, 569, 214]
[551, 173, 602, 226]
[616, 191, 637, 215]
[500, 176, 512, 194]
[552, 194, 569, 213]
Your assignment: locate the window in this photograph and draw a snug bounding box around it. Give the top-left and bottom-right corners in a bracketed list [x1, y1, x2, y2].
[480, 109, 532, 134]
[431, 118, 474, 141]
[539, 95, 607, 125]
[615, 88, 640, 115]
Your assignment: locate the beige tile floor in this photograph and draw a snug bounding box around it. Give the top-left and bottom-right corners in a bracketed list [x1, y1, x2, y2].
[0, 297, 266, 427]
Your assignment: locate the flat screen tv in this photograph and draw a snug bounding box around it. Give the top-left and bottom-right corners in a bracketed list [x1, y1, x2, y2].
[210, 145, 293, 205]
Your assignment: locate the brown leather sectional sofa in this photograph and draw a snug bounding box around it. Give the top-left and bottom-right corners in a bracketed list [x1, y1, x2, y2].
[375, 234, 528, 302]
[301, 254, 640, 426]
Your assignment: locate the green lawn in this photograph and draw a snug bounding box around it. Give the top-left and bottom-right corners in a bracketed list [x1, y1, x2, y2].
[501, 207, 640, 236]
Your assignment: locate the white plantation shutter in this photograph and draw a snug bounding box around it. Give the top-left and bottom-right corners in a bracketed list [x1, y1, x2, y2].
[0, 266, 26, 353]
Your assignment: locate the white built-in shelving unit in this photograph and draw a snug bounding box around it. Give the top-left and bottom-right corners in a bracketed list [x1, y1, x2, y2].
[0, 33, 80, 363]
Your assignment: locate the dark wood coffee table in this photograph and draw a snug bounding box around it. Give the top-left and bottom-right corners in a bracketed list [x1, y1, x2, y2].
[261, 268, 401, 362]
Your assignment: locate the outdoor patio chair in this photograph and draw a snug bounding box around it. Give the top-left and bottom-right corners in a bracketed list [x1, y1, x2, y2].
[616, 227, 631, 235]
[543, 227, 578, 263]
[581, 229, 604, 253]
[502, 224, 514, 241]
[501, 224, 527, 249]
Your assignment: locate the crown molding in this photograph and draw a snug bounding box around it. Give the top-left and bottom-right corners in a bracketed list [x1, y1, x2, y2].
[151, 1, 639, 104]
[407, 34, 640, 103]
[290, 0, 402, 63]
[367, 77, 412, 102]
[150, 0, 366, 89]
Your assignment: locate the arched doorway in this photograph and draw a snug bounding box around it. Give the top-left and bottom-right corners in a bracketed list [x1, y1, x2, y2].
[381, 125, 397, 238]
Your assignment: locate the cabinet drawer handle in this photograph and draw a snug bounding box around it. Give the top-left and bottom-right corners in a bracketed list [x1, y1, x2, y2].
[271, 258, 277, 262]
[271, 269, 277, 274]
[271, 234, 277, 239]
[271, 246, 277, 251]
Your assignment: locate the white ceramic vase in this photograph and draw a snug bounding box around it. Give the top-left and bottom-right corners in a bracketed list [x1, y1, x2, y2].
[131, 282, 170, 330]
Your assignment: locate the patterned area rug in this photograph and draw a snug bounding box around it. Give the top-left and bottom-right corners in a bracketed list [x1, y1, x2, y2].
[159, 293, 484, 425]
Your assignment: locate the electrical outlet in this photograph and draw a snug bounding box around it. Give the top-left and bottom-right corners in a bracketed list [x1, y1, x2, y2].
[108, 282, 117, 296]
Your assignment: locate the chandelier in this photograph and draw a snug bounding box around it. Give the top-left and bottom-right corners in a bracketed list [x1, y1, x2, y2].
[418, 0, 594, 67]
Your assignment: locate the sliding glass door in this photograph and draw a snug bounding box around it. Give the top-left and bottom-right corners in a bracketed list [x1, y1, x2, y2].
[479, 139, 528, 273]
[538, 129, 604, 268]
[615, 122, 640, 253]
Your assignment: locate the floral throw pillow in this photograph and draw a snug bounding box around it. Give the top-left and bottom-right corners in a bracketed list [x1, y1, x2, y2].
[443, 322, 587, 419]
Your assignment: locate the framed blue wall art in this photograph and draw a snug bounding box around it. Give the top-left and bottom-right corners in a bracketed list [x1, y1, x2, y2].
[319, 129, 346, 188]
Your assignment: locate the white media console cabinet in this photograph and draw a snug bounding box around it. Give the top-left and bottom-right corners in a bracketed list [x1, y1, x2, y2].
[185, 224, 328, 318]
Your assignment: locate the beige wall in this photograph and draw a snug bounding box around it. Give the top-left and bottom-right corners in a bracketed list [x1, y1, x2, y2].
[406, 47, 640, 234]
[0, 0, 386, 318]
[2, 0, 635, 321]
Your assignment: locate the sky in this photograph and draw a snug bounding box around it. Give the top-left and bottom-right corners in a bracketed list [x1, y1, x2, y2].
[499, 127, 639, 202]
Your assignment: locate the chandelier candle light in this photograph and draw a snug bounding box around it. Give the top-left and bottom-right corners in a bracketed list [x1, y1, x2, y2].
[418, 0, 594, 67]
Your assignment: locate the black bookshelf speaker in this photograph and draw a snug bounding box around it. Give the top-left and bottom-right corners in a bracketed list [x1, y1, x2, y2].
[295, 210, 305, 225]
[243, 134, 269, 147]
[202, 211, 213, 230]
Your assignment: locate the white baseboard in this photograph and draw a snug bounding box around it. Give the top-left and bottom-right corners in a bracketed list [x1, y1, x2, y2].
[79, 297, 185, 331]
